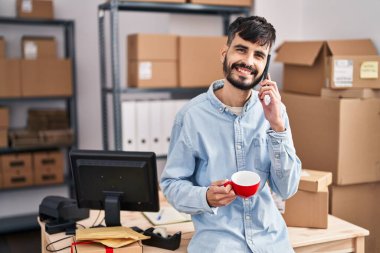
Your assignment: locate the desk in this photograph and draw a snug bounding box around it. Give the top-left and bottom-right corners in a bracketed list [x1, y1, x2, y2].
[39, 213, 368, 253]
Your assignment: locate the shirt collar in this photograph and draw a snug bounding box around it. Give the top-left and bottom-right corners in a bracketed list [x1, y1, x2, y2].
[207, 79, 259, 115]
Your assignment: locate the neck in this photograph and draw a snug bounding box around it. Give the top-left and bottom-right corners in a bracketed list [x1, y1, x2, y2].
[215, 79, 252, 107]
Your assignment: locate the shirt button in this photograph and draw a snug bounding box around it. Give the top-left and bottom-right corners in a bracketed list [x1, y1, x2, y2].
[249, 240, 253, 245]
[245, 215, 251, 220]
[237, 145, 241, 150]
[219, 107, 223, 112]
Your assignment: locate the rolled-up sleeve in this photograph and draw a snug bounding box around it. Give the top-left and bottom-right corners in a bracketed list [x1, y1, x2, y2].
[266, 106, 302, 200]
[160, 121, 214, 215]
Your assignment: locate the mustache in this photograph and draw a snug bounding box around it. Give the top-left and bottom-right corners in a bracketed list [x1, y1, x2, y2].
[231, 62, 258, 76]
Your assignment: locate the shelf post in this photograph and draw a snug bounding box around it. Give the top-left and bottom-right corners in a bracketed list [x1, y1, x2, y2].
[110, 0, 123, 151]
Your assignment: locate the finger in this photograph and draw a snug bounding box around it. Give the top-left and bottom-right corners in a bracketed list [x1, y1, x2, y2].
[267, 73, 272, 81]
[211, 179, 228, 186]
[209, 185, 230, 194]
[259, 86, 280, 101]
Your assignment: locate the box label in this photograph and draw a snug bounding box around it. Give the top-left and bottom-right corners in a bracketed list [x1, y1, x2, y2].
[24, 41, 38, 59]
[138, 61, 152, 80]
[333, 59, 353, 87]
[22, 0, 33, 13]
[360, 61, 378, 79]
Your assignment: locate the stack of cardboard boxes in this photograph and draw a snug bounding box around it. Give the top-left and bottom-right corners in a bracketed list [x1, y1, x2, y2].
[276, 39, 380, 252]
[0, 36, 72, 97]
[283, 169, 332, 229]
[0, 150, 64, 189]
[127, 34, 226, 88]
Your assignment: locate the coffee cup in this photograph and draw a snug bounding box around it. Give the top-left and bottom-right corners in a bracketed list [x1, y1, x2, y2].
[223, 171, 260, 198]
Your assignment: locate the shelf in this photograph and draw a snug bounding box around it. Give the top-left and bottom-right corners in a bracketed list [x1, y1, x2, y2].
[0, 180, 69, 193]
[98, 1, 250, 15]
[0, 17, 74, 26]
[0, 145, 71, 154]
[0, 96, 72, 103]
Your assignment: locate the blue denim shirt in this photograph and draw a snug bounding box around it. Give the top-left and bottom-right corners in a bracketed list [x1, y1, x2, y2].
[160, 80, 301, 253]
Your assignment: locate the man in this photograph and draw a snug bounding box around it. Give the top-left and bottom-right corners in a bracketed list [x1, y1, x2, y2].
[160, 16, 301, 253]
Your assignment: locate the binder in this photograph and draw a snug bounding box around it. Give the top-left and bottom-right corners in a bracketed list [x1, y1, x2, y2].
[160, 100, 177, 155]
[149, 100, 164, 156]
[121, 101, 137, 151]
[136, 101, 151, 152]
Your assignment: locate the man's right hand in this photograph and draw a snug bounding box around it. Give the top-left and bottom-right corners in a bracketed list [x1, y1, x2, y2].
[206, 180, 237, 207]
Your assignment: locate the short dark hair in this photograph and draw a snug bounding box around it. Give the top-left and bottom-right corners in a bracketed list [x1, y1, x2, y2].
[227, 16, 276, 49]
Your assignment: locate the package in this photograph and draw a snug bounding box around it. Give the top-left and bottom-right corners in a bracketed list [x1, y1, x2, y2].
[8, 129, 40, 148]
[0, 107, 9, 128]
[283, 187, 328, 229]
[127, 34, 178, 88]
[33, 151, 64, 185]
[0, 129, 7, 148]
[27, 108, 69, 130]
[16, 0, 54, 19]
[179, 35, 226, 87]
[0, 37, 5, 58]
[39, 129, 74, 146]
[72, 241, 142, 253]
[22, 36, 57, 59]
[21, 59, 72, 97]
[128, 61, 177, 88]
[276, 39, 379, 95]
[127, 34, 177, 61]
[330, 183, 380, 253]
[282, 92, 380, 185]
[0, 153, 33, 188]
[0, 59, 22, 98]
[189, 0, 252, 7]
[299, 169, 332, 192]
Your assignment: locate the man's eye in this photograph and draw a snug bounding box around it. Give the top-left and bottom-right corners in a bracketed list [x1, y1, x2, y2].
[237, 48, 246, 53]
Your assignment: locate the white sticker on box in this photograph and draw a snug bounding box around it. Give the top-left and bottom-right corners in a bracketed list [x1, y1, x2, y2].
[333, 59, 353, 87]
[22, 0, 33, 13]
[138, 61, 152, 80]
[24, 41, 38, 59]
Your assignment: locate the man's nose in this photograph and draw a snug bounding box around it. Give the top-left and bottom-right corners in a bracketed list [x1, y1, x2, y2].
[246, 54, 255, 66]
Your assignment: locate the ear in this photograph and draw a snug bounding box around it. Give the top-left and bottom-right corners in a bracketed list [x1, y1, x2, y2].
[220, 45, 228, 63]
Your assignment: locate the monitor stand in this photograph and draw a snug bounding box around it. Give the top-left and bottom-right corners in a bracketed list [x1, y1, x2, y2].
[103, 191, 123, 227]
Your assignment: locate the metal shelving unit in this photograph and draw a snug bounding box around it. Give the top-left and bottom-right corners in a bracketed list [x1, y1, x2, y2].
[0, 17, 77, 233]
[98, 0, 250, 151]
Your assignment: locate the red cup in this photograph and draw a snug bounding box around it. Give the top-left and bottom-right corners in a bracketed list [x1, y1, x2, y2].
[223, 171, 260, 198]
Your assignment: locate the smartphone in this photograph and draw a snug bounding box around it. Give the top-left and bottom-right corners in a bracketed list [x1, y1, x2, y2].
[260, 54, 271, 106]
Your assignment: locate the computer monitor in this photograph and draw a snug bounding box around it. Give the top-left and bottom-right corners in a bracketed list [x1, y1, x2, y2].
[69, 149, 159, 227]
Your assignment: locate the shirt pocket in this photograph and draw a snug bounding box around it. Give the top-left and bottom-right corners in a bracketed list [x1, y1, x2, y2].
[252, 138, 269, 173]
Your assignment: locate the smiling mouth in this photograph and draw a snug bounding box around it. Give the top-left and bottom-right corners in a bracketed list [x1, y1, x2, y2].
[235, 66, 253, 76]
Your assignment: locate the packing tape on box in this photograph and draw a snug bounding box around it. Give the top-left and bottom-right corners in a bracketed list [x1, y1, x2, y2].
[71, 241, 114, 253]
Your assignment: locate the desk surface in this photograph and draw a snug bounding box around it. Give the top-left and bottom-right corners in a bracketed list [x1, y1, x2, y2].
[40, 211, 369, 253]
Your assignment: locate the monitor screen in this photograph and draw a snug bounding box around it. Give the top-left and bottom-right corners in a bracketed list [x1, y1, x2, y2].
[69, 150, 159, 227]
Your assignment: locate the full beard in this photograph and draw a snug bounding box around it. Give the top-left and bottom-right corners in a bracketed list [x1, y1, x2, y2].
[223, 57, 262, 91]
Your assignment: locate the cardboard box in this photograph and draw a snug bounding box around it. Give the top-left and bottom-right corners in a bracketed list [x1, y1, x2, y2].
[299, 169, 332, 192]
[21, 59, 72, 97]
[179, 35, 226, 87]
[276, 39, 378, 95]
[0, 37, 5, 58]
[0, 107, 9, 128]
[128, 61, 178, 88]
[0, 153, 33, 188]
[0, 129, 7, 148]
[28, 108, 69, 130]
[330, 183, 380, 253]
[16, 0, 53, 19]
[8, 129, 40, 148]
[321, 87, 380, 99]
[190, 0, 252, 7]
[73, 241, 142, 253]
[127, 34, 177, 61]
[283, 187, 329, 229]
[22, 36, 57, 59]
[0, 59, 22, 98]
[33, 151, 64, 185]
[282, 92, 380, 185]
[39, 129, 74, 146]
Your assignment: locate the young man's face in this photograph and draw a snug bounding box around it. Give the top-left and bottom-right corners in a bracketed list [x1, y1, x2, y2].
[221, 34, 270, 90]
